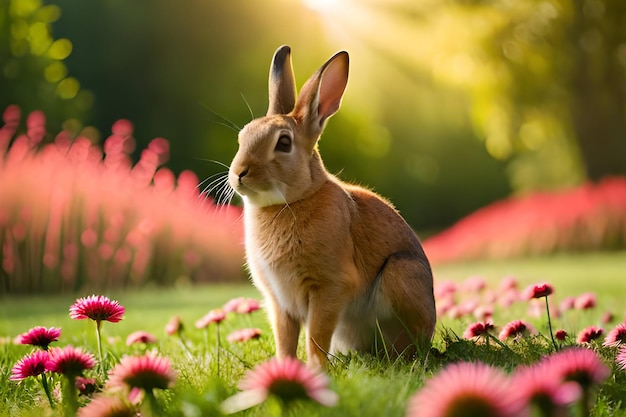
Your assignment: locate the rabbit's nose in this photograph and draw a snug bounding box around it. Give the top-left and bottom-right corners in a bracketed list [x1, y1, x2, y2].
[238, 168, 249, 182]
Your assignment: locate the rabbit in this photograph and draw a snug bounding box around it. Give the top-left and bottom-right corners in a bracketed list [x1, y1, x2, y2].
[228, 45, 436, 369]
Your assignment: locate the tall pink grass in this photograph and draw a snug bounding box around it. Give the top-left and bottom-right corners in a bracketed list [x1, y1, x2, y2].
[424, 178, 626, 264]
[0, 105, 244, 294]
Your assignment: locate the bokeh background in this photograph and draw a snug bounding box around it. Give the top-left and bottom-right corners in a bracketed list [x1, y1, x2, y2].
[2, 0, 625, 234]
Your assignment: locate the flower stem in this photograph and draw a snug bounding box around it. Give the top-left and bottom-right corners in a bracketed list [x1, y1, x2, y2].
[95, 320, 106, 379]
[40, 373, 54, 409]
[544, 296, 558, 352]
[216, 323, 220, 377]
[62, 375, 78, 417]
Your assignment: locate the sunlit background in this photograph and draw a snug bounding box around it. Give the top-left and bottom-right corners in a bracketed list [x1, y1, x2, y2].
[2, 0, 625, 233]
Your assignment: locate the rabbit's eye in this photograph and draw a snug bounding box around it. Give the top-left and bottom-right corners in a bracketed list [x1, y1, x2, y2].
[275, 135, 292, 153]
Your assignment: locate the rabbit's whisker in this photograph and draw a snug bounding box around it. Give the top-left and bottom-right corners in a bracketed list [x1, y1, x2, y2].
[199, 103, 241, 131]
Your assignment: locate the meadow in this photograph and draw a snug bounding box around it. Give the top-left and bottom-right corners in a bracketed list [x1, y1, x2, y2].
[2, 252, 626, 417]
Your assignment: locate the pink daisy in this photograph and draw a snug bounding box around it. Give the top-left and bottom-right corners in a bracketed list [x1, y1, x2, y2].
[574, 292, 596, 310]
[523, 282, 553, 300]
[75, 376, 98, 396]
[165, 315, 184, 336]
[77, 395, 136, 417]
[125, 330, 158, 346]
[236, 298, 260, 314]
[195, 309, 227, 329]
[69, 295, 125, 323]
[227, 328, 262, 343]
[10, 350, 52, 381]
[16, 326, 61, 350]
[510, 362, 580, 416]
[559, 296, 576, 313]
[107, 351, 176, 392]
[545, 347, 610, 388]
[498, 320, 537, 341]
[48, 345, 96, 377]
[221, 357, 338, 413]
[222, 297, 246, 313]
[555, 329, 568, 341]
[604, 323, 626, 347]
[576, 326, 604, 344]
[406, 362, 525, 417]
[616, 346, 626, 370]
[463, 321, 494, 340]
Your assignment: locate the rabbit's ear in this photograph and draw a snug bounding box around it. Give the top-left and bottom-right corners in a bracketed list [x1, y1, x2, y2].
[294, 51, 349, 131]
[267, 45, 297, 116]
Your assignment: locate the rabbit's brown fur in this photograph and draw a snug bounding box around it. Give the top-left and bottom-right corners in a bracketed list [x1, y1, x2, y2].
[229, 46, 436, 369]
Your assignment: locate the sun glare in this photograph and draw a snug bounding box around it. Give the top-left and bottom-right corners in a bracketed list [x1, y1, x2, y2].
[302, 0, 343, 13]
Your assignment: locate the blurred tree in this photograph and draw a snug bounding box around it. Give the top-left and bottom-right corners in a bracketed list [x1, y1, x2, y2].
[420, 0, 626, 190]
[0, 0, 92, 131]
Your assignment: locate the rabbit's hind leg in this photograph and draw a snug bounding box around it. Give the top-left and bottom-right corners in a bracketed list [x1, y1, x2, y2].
[377, 252, 436, 357]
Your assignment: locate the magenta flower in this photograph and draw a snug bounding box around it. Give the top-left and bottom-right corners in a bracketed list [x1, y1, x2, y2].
[576, 326, 604, 344]
[77, 395, 136, 417]
[406, 362, 525, 417]
[510, 362, 580, 416]
[546, 347, 610, 388]
[195, 309, 227, 329]
[523, 282, 554, 299]
[222, 297, 246, 313]
[48, 346, 96, 377]
[69, 295, 125, 323]
[75, 376, 98, 396]
[126, 330, 158, 346]
[616, 346, 626, 370]
[16, 326, 61, 350]
[227, 328, 262, 343]
[604, 323, 626, 347]
[463, 321, 494, 341]
[10, 350, 52, 381]
[107, 351, 176, 393]
[221, 357, 338, 414]
[498, 320, 537, 341]
[555, 329, 568, 341]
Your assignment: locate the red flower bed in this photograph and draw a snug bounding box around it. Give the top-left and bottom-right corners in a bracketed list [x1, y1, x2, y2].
[0, 106, 244, 293]
[423, 177, 626, 264]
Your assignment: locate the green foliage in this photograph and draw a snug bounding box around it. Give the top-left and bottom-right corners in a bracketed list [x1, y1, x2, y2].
[0, 0, 92, 128]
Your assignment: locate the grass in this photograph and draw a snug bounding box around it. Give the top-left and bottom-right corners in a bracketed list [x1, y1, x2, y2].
[1, 252, 626, 416]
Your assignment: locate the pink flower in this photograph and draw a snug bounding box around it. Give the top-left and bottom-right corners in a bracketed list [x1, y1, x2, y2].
[221, 357, 338, 413]
[48, 346, 96, 377]
[16, 326, 61, 350]
[462, 276, 486, 292]
[10, 350, 52, 381]
[125, 330, 158, 346]
[555, 329, 568, 341]
[559, 296, 576, 313]
[463, 321, 494, 340]
[195, 309, 227, 329]
[406, 362, 525, 417]
[546, 347, 610, 388]
[523, 282, 554, 299]
[498, 320, 537, 341]
[107, 351, 176, 392]
[227, 328, 262, 343]
[574, 292, 596, 310]
[77, 395, 136, 417]
[601, 311, 615, 324]
[75, 376, 98, 396]
[604, 323, 626, 347]
[576, 326, 604, 344]
[223, 297, 261, 314]
[69, 295, 125, 323]
[510, 362, 580, 415]
[616, 346, 626, 370]
[165, 315, 184, 336]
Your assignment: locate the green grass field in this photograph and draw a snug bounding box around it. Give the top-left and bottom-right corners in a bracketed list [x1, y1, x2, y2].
[1, 251, 625, 416]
